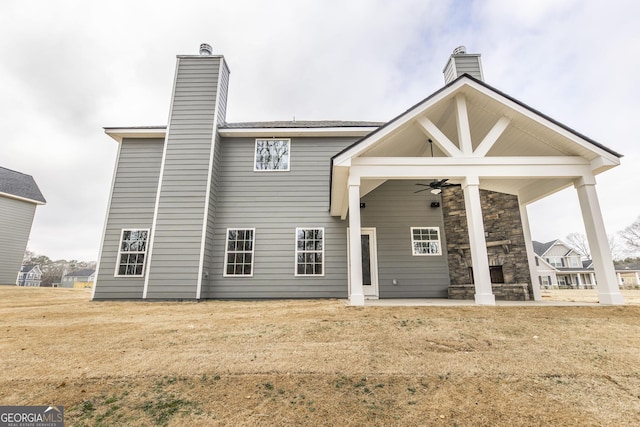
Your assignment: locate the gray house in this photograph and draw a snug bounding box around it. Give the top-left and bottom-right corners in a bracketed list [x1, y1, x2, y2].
[93, 44, 625, 305]
[17, 264, 43, 287]
[0, 167, 46, 286]
[61, 268, 96, 289]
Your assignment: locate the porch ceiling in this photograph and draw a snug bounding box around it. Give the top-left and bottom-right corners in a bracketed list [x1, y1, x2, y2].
[330, 75, 621, 217]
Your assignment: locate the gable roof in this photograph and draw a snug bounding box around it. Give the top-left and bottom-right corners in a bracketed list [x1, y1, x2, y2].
[532, 240, 558, 257]
[332, 73, 622, 162]
[0, 167, 46, 204]
[20, 264, 40, 273]
[64, 269, 95, 278]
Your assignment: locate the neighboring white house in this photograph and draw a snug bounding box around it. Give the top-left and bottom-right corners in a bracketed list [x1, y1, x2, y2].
[533, 240, 596, 289]
[533, 240, 640, 289]
[16, 264, 43, 287]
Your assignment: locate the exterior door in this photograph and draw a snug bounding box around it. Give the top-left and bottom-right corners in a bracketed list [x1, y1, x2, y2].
[348, 228, 379, 299]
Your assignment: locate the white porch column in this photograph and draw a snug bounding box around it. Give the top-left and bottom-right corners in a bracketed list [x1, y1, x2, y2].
[348, 176, 365, 306]
[617, 273, 623, 286]
[519, 202, 542, 300]
[636, 272, 640, 286]
[576, 273, 583, 289]
[462, 176, 495, 305]
[575, 176, 624, 305]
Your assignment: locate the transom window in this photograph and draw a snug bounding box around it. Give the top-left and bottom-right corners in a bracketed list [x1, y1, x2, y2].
[410, 227, 441, 256]
[224, 228, 255, 276]
[116, 229, 149, 276]
[254, 139, 290, 171]
[295, 228, 324, 276]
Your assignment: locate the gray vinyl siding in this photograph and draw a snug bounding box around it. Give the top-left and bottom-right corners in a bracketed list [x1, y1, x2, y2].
[145, 56, 223, 299]
[361, 180, 450, 297]
[0, 196, 36, 285]
[201, 136, 358, 299]
[202, 61, 230, 291]
[444, 55, 483, 83]
[93, 138, 163, 299]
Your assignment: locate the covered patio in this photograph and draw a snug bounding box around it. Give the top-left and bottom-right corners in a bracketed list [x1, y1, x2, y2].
[331, 74, 624, 306]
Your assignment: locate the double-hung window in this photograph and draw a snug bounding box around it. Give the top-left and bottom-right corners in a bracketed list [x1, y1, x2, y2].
[410, 227, 442, 256]
[116, 229, 149, 276]
[295, 228, 324, 276]
[254, 139, 290, 171]
[224, 228, 255, 276]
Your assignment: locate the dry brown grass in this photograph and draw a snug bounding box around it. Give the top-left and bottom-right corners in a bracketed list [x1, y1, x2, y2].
[1, 286, 639, 426]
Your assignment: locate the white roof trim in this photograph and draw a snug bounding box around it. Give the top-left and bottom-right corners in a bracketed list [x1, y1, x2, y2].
[104, 128, 166, 143]
[0, 190, 46, 205]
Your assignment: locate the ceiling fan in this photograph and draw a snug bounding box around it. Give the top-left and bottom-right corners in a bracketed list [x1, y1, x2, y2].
[414, 139, 460, 195]
[414, 179, 458, 195]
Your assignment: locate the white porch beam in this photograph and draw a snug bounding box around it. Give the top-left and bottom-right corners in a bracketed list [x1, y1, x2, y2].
[415, 116, 463, 157]
[474, 116, 511, 157]
[455, 94, 473, 155]
[574, 176, 624, 305]
[348, 176, 365, 306]
[349, 160, 591, 181]
[463, 176, 495, 305]
[519, 201, 542, 301]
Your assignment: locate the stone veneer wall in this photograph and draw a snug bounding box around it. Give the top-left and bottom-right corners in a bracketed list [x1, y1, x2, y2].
[441, 187, 533, 300]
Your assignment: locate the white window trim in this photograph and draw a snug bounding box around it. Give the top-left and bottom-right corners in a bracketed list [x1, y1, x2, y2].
[253, 138, 291, 172]
[294, 227, 325, 277]
[223, 227, 256, 277]
[114, 228, 150, 277]
[410, 226, 442, 256]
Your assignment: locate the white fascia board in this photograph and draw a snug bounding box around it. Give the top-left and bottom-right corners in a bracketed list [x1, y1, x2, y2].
[351, 156, 590, 166]
[332, 79, 467, 166]
[465, 81, 621, 164]
[218, 127, 378, 138]
[104, 128, 167, 143]
[0, 191, 46, 205]
[348, 159, 591, 181]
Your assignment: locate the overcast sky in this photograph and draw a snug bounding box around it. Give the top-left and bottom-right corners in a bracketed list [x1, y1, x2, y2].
[1, 0, 639, 261]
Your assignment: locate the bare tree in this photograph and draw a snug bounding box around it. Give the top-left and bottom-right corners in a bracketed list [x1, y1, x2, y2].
[609, 235, 625, 261]
[565, 232, 590, 259]
[619, 216, 640, 254]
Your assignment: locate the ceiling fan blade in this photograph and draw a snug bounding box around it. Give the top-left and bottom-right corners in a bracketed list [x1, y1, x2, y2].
[413, 188, 431, 193]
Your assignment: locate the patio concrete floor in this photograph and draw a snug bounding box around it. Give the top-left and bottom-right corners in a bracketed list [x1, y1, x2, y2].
[347, 298, 601, 307]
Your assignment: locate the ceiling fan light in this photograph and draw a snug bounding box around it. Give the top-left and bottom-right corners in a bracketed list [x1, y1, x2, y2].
[430, 188, 442, 195]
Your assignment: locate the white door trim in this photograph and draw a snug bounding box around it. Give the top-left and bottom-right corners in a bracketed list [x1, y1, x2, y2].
[347, 227, 379, 299]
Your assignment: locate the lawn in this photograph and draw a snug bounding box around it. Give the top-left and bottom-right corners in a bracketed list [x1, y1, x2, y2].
[1, 286, 639, 426]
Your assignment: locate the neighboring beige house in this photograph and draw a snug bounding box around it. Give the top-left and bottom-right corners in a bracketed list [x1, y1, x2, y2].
[61, 269, 96, 289]
[616, 264, 640, 287]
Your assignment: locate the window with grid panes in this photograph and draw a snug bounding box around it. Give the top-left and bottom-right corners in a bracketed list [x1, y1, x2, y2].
[224, 228, 255, 276]
[116, 229, 149, 276]
[295, 228, 324, 276]
[410, 227, 441, 255]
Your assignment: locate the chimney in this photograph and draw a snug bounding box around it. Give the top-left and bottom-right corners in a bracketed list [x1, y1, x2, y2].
[443, 46, 484, 84]
[199, 43, 213, 55]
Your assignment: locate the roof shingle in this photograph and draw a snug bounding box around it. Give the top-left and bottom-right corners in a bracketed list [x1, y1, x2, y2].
[0, 167, 46, 204]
